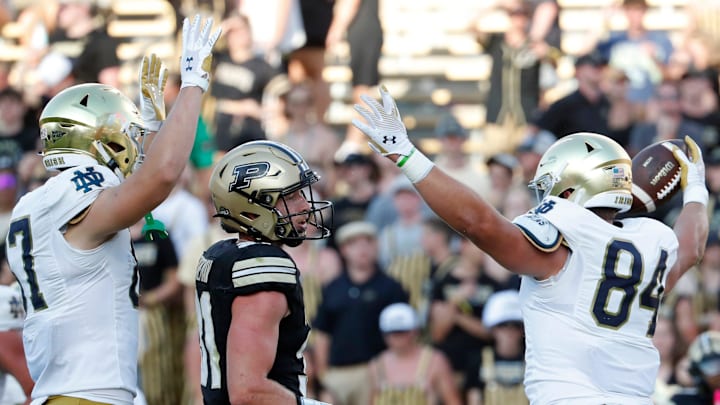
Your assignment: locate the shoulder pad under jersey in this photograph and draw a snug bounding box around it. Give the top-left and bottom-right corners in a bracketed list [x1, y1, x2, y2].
[512, 212, 564, 252]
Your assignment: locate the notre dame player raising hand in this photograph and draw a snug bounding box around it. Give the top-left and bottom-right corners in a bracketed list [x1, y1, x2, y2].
[197, 140, 333, 404]
[5, 15, 220, 405]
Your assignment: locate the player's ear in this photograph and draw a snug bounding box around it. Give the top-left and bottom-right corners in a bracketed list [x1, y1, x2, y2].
[560, 189, 573, 199]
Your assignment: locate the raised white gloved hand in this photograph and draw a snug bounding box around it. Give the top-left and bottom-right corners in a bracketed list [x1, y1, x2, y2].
[352, 86, 434, 183]
[138, 53, 168, 132]
[180, 15, 221, 92]
[670, 135, 708, 206]
[352, 85, 414, 157]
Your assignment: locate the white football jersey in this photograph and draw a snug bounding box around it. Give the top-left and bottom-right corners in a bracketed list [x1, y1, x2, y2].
[0, 284, 25, 402]
[6, 165, 138, 404]
[514, 197, 678, 405]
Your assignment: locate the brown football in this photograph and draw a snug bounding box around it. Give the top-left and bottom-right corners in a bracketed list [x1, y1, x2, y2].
[629, 139, 687, 213]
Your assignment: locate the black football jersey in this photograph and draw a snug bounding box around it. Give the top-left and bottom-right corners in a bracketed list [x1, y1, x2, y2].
[195, 239, 310, 404]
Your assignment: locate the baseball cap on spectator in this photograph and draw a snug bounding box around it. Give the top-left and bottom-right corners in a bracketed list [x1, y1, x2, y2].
[379, 302, 419, 333]
[483, 290, 523, 329]
[574, 51, 607, 68]
[487, 153, 519, 172]
[435, 113, 468, 138]
[516, 130, 556, 155]
[336, 152, 372, 166]
[36, 52, 73, 87]
[335, 221, 377, 246]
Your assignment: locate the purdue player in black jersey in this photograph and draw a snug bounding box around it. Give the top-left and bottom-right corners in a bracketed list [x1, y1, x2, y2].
[197, 140, 333, 404]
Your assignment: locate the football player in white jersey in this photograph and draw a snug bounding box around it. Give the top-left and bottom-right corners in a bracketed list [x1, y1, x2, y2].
[352, 87, 709, 405]
[0, 284, 32, 404]
[5, 16, 220, 405]
[196, 141, 333, 404]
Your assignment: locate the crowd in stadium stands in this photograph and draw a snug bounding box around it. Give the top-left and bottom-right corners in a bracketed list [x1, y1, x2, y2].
[1, 0, 720, 404]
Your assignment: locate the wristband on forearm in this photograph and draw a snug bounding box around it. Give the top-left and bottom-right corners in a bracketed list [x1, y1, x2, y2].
[683, 183, 709, 206]
[397, 148, 434, 183]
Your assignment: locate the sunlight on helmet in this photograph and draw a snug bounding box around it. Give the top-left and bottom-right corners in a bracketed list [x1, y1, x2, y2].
[529, 132, 633, 212]
[39, 83, 145, 179]
[209, 140, 333, 246]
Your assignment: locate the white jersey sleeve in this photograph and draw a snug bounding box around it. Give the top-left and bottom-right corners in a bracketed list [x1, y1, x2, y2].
[512, 211, 564, 252]
[0, 285, 24, 331]
[519, 197, 677, 404]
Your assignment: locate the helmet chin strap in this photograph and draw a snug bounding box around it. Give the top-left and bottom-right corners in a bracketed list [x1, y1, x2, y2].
[92, 140, 125, 180]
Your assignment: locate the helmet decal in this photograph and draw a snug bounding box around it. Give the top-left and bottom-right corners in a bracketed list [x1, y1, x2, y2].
[230, 162, 271, 192]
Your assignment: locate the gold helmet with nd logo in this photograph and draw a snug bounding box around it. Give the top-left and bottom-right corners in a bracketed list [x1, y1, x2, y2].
[529, 132, 633, 212]
[209, 140, 333, 247]
[39, 83, 146, 179]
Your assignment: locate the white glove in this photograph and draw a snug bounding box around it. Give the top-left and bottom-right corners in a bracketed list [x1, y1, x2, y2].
[670, 135, 708, 206]
[352, 85, 414, 157]
[138, 53, 168, 132]
[180, 15, 221, 92]
[352, 86, 434, 183]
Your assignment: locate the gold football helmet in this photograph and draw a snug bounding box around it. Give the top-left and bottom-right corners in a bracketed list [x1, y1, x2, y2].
[529, 132, 633, 212]
[209, 140, 332, 246]
[39, 83, 145, 178]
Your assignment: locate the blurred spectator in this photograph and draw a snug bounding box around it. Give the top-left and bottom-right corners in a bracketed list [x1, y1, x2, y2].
[275, 81, 340, 195]
[313, 221, 409, 405]
[628, 80, 707, 157]
[471, 0, 545, 155]
[678, 69, 720, 151]
[327, 152, 379, 250]
[432, 113, 490, 198]
[466, 289, 527, 405]
[595, 0, 674, 106]
[0, 284, 33, 404]
[378, 176, 427, 270]
[238, 0, 307, 67]
[211, 12, 279, 151]
[287, 0, 334, 122]
[368, 303, 462, 405]
[428, 254, 496, 392]
[486, 153, 520, 209]
[283, 236, 341, 328]
[533, 51, 611, 139]
[706, 148, 720, 232]
[27, 51, 75, 109]
[420, 217, 461, 325]
[130, 220, 184, 405]
[327, 0, 384, 154]
[152, 168, 209, 256]
[0, 155, 20, 248]
[261, 74, 293, 140]
[514, 129, 555, 187]
[526, 0, 560, 53]
[0, 88, 39, 169]
[670, 330, 720, 404]
[602, 67, 636, 148]
[48, 0, 121, 86]
[653, 315, 689, 404]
